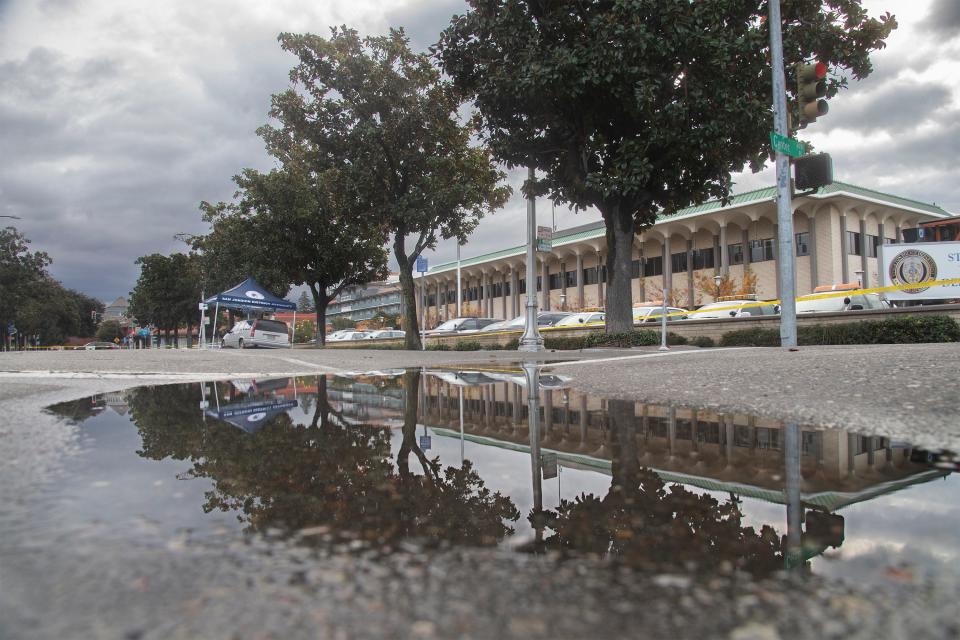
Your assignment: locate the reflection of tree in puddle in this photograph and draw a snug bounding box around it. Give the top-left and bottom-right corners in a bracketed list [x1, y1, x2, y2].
[127, 372, 519, 549]
[536, 400, 784, 576]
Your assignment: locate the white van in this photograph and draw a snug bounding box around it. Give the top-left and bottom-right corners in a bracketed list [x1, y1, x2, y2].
[221, 319, 290, 349]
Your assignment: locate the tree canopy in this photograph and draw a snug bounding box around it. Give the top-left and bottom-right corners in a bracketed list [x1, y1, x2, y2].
[0, 226, 102, 347]
[128, 252, 202, 345]
[436, 0, 896, 331]
[267, 28, 510, 348]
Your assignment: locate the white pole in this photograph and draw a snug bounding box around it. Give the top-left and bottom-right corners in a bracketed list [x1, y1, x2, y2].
[519, 166, 544, 352]
[420, 279, 426, 351]
[659, 288, 669, 351]
[212, 302, 220, 348]
[456, 243, 462, 318]
[292, 310, 297, 345]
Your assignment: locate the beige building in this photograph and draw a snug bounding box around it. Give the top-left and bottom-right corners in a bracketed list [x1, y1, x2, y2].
[415, 182, 951, 324]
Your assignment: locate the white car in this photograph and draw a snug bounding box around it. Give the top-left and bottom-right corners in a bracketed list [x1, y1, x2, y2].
[796, 292, 888, 314]
[365, 330, 406, 339]
[326, 330, 370, 342]
[554, 312, 606, 327]
[221, 319, 290, 349]
[427, 317, 500, 335]
[632, 306, 688, 324]
[480, 312, 573, 332]
[686, 300, 779, 320]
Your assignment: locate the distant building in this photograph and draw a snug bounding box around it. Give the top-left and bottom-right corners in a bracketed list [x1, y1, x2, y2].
[414, 181, 953, 324]
[103, 296, 131, 327]
[328, 274, 402, 323]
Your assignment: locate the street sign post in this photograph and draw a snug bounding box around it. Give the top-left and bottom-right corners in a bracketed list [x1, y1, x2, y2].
[769, 131, 806, 158]
[541, 452, 558, 480]
[536, 225, 553, 252]
[416, 257, 428, 351]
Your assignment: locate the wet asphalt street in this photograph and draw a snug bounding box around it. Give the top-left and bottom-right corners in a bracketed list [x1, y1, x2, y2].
[1, 344, 959, 639]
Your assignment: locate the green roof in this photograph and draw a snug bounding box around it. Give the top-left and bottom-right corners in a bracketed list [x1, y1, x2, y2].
[424, 181, 952, 276]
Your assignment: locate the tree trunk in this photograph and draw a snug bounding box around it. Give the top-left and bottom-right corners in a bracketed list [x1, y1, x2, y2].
[602, 203, 636, 332]
[315, 299, 328, 347]
[309, 284, 327, 347]
[394, 235, 422, 350]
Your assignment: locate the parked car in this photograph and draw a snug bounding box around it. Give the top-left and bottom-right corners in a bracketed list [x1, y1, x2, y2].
[365, 330, 406, 339]
[796, 284, 888, 314]
[632, 305, 688, 324]
[481, 312, 574, 332]
[687, 299, 779, 320]
[554, 311, 606, 327]
[83, 341, 120, 350]
[427, 317, 500, 335]
[327, 330, 370, 342]
[221, 319, 291, 349]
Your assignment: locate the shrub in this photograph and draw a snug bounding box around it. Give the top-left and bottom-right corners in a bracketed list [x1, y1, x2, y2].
[690, 336, 715, 348]
[453, 340, 483, 351]
[543, 329, 659, 350]
[426, 343, 451, 351]
[667, 332, 688, 345]
[720, 315, 960, 347]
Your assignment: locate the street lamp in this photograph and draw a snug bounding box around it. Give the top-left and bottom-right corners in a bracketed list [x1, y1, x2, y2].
[713, 274, 722, 300]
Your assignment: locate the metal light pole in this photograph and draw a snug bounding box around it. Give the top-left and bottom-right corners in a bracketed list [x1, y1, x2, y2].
[519, 166, 544, 351]
[456, 243, 463, 318]
[769, 0, 798, 348]
[783, 421, 803, 570]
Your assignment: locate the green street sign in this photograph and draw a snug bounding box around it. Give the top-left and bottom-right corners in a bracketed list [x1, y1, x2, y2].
[770, 131, 807, 158]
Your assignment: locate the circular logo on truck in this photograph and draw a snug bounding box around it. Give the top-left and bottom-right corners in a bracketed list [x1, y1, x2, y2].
[889, 249, 937, 294]
[244, 290, 265, 300]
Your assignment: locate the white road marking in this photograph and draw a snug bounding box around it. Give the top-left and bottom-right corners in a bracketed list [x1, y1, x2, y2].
[0, 371, 328, 380]
[545, 347, 749, 369]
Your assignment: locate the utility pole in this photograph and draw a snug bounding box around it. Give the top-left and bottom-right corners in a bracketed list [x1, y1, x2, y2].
[456, 243, 462, 318]
[519, 166, 544, 352]
[768, 0, 798, 348]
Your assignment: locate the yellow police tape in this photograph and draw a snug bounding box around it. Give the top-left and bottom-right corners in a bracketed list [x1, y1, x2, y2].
[470, 276, 960, 336]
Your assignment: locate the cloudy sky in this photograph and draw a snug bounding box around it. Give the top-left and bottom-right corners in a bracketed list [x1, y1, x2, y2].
[1, 0, 957, 302]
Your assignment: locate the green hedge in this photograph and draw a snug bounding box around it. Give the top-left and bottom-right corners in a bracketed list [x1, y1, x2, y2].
[719, 315, 960, 347]
[690, 336, 715, 348]
[544, 329, 660, 350]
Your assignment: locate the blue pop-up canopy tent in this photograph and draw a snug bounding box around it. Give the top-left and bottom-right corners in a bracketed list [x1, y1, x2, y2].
[203, 277, 298, 347]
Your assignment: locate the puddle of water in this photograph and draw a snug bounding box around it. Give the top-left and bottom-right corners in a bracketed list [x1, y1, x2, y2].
[33, 368, 960, 583]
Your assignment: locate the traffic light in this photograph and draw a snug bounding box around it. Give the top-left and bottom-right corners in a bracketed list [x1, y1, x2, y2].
[796, 62, 828, 127]
[794, 153, 833, 190]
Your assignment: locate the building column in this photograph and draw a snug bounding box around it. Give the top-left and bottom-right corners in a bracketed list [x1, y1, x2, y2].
[895, 224, 902, 243]
[840, 213, 849, 283]
[576, 252, 585, 309]
[720, 223, 729, 275]
[482, 273, 490, 316]
[742, 228, 751, 269]
[500, 270, 507, 319]
[596, 251, 605, 309]
[808, 213, 819, 291]
[541, 258, 550, 311]
[560, 261, 568, 310]
[662, 236, 672, 297]
[435, 281, 442, 324]
[686, 238, 695, 308]
[510, 267, 520, 318]
[860, 218, 870, 288]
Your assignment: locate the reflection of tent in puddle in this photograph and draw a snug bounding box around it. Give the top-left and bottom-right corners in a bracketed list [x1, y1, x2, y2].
[205, 399, 298, 433]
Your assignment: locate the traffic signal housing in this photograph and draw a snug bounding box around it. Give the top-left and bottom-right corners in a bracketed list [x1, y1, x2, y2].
[794, 153, 833, 191]
[796, 62, 828, 127]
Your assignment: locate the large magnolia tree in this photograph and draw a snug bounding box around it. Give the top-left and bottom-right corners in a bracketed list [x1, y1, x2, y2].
[436, 0, 896, 331]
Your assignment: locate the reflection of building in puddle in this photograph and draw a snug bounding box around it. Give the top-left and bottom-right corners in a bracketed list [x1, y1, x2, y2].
[203, 375, 406, 431]
[417, 372, 947, 513]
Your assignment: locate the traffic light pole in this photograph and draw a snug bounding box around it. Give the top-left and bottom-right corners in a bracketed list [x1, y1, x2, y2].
[768, 0, 798, 348]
